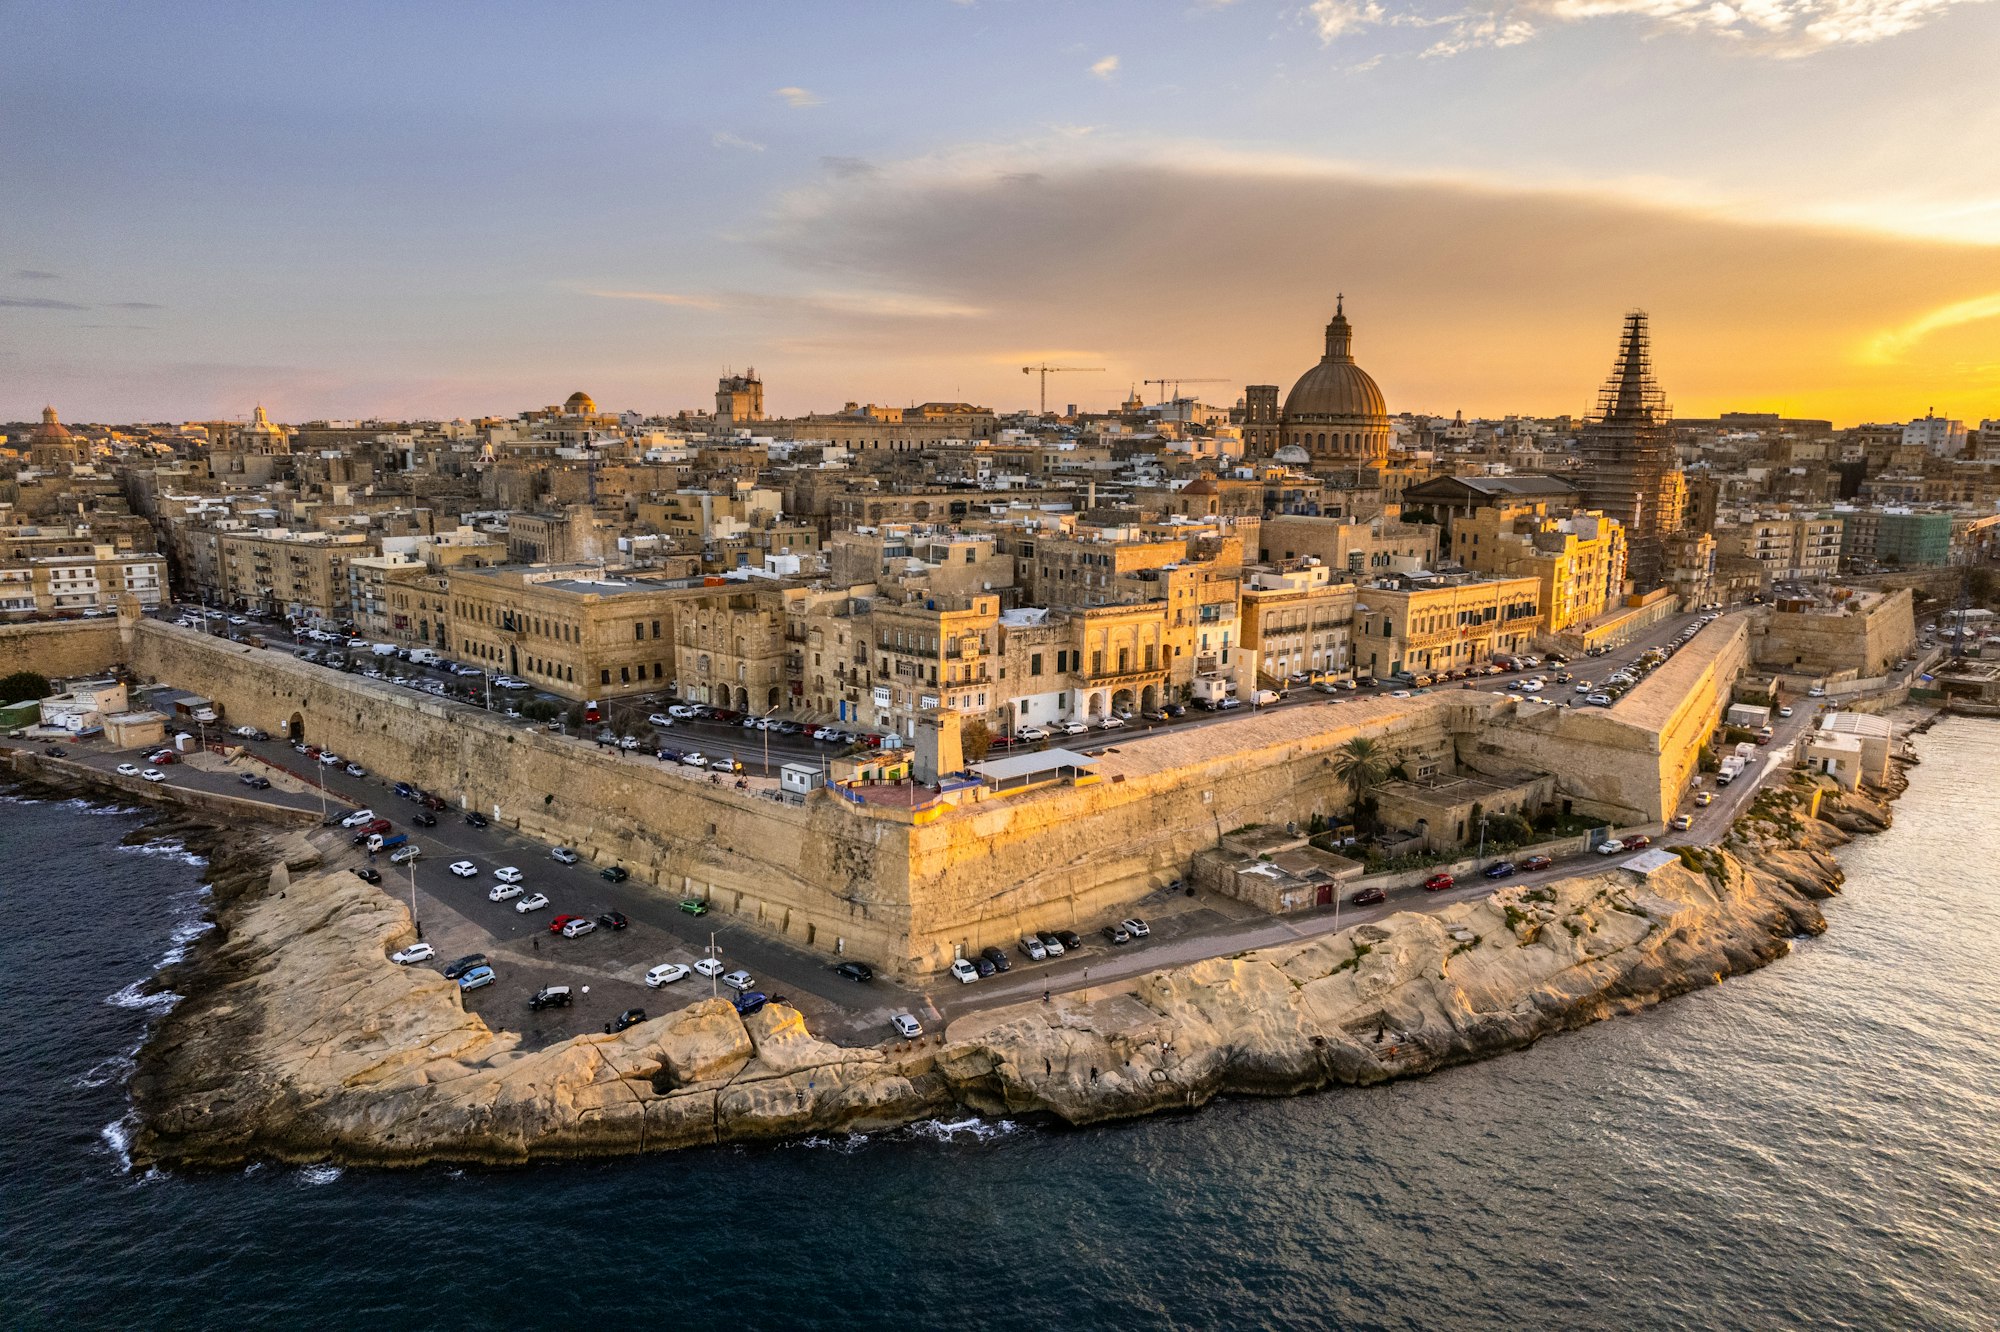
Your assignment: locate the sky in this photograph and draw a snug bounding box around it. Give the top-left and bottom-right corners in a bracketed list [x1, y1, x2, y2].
[3, 0, 1998, 426]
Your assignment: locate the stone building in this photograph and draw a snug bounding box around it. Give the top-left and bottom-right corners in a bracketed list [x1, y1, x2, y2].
[1445, 504, 1627, 634]
[1280, 297, 1392, 468]
[1239, 564, 1356, 686]
[448, 564, 700, 698]
[1351, 571, 1543, 680]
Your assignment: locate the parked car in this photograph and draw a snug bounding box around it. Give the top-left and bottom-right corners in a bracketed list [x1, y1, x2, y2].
[1778, 706, 1794, 718]
[240, 774, 272, 789]
[551, 846, 581, 865]
[597, 911, 628, 930]
[1670, 814, 1693, 831]
[950, 958, 979, 984]
[645, 964, 689, 988]
[979, 946, 1011, 973]
[891, 1013, 924, 1039]
[1054, 929, 1082, 952]
[529, 985, 572, 1010]
[1020, 935, 1048, 961]
[731, 991, 769, 1016]
[442, 953, 487, 980]
[1484, 861, 1517, 879]
[707, 756, 740, 773]
[1056, 721, 1089, 736]
[1103, 924, 1132, 945]
[1035, 930, 1065, 957]
[610, 1008, 647, 1032]
[1695, 792, 1716, 807]
[388, 845, 421, 865]
[1807, 686, 1826, 698]
[354, 867, 381, 884]
[560, 917, 596, 939]
[457, 965, 496, 992]
[692, 957, 724, 977]
[1621, 834, 1652, 850]
[464, 811, 489, 829]
[413, 811, 437, 827]
[340, 808, 378, 828]
[344, 763, 366, 778]
[449, 860, 478, 878]
[493, 866, 523, 883]
[142, 769, 166, 782]
[1121, 918, 1151, 938]
[647, 713, 675, 728]
[116, 763, 140, 776]
[722, 969, 755, 992]
[1596, 841, 1628, 855]
[1423, 872, 1455, 892]
[679, 898, 709, 916]
[1350, 887, 1387, 906]
[834, 961, 875, 982]
[601, 865, 630, 883]
[350, 820, 392, 844]
[514, 892, 550, 913]
[390, 942, 433, 965]
[1519, 855, 1553, 871]
[1016, 726, 1049, 742]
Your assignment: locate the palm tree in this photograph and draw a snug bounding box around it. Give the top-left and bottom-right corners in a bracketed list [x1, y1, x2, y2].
[1331, 736, 1391, 828]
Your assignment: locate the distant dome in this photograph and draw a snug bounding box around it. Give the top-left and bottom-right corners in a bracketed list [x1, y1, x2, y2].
[564, 391, 596, 415]
[34, 405, 71, 439]
[1280, 297, 1390, 467]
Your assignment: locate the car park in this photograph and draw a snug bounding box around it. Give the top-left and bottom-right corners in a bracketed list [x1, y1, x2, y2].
[835, 961, 875, 982]
[1020, 935, 1047, 961]
[979, 946, 1011, 973]
[493, 866, 523, 883]
[354, 867, 381, 884]
[1519, 855, 1553, 871]
[560, 917, 596, 938]
[721, 969, 755, 991]
[457, 965, 496, 992]
[645, 964, 689, 988]
[1121, 918, 1151, 938]
[1350, 887, 1387, 906]
[1423, 872, 1454, 892]
[529, 985, 572, 1010]
[891, 1013, 925, 1039]
[390, 942, 435, 965]
[611, 1008, 647, 1032]
[514, 892, 550, 913]
[693, 956, 725, 977]
[950, 958, 979, 984]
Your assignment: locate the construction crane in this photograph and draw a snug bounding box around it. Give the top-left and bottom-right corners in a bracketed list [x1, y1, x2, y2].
[1142, 376, 1228, 405]
[1020, 364, 1104, 415]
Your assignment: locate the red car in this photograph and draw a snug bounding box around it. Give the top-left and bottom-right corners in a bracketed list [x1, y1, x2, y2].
[1519, 855, 1553, 871]
[146, 750, 177, 765]
[1423, 872, 1455, 892]
[1350, 887, 1387, 906]
[548, 914, 585, 933]
[1621, 834, 1652, 850]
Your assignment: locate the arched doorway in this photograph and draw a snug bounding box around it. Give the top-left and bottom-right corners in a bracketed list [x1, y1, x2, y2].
[735, 686, 750, 713]
[767, 686, 781, 710]
[288, 710, 304, 742]
[1086, 689, 1108, 719]
[1140, 684, 1160, 713]
[1111, 687, 1136, 716]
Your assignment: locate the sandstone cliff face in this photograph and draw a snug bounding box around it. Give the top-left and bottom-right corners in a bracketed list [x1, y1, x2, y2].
[131, 769, 1899, 1168]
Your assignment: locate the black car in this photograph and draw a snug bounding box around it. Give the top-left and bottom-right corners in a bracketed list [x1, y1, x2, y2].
[1484, 861, 1517, 879]
[1103, 924, 1132, 945]
[352, 867, 381, 884]
[413, 811, 437, 827]
[528, 985, 572, 1011]
[1350, 887, 1386, 906]
[464, 811, 489, 828]
[1054, 930, 1083, 952]
[979, 946, 1011, 973]
[600, 866, 630, 883]
[43, 746, 66, 757]
[610, 1008, 646, 1032]
[597, 911, 628, 930]
[973, 956, 996, 977]
[443, 953, 488, 980]
[834, 961, 875, 982]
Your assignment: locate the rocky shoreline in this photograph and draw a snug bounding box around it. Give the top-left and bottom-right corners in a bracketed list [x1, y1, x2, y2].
[123, 762, 1908, 1170]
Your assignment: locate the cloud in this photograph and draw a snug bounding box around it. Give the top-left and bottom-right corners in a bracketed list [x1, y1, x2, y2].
[773, 86, 824, 108]
[586, 289, 726, 311]
[712, 131, 766, 153]
[0, 295, 88, 310]
[586, 287, 983, 320]
[753, 152, 2000, 420]
[1089, 54, 1120, 78]
[1338, 0, 1995, 56]
[820, 156, 880, 179]
[1310, 0, 1388, 41]
[1864, 290, 2000, 363]
[107, 301, 164, 310]
[12, 269, 59, 281]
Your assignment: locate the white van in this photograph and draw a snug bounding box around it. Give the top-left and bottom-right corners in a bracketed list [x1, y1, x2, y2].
[1251, 689, 1281, 707]
[370, 642, 397, 657]
[407, 648, 442, 666]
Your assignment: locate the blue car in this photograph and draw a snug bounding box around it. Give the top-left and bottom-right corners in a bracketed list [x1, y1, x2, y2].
[392, 781, 416, 799]
[731, 991, 769, 1016]
[457, 965, 496, 992]
[1483, 861, 1517, 879]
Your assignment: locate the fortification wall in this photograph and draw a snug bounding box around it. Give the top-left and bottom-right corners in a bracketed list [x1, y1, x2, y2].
[1752, 589, 1917, 678]
[125, 623, 914, 966]
[0, 620, 124, 682]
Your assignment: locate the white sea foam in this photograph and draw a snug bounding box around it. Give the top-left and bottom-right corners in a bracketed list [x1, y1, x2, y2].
[74, 1050, 139, 1090]
[792, 1131, 872, 1154]
[117, 838, 209, 867]
[158, 917, 215, 966]
[902, 1116, 1019, 1144]
[297, 1164, 344, 1186]
[100, 1112, 136, 1172]
[105, 979, 181, 1014]
[0, 793, 46, 806]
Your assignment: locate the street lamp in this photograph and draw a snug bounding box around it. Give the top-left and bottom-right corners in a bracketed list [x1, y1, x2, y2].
[708, 931, 719, 998]
[407, 853, 421, 940]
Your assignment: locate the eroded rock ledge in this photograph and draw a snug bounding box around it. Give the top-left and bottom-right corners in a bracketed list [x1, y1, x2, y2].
[129, 768, 1904, 1169]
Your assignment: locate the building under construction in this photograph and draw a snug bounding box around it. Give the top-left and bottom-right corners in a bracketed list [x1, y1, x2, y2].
[1576, 310, 1686, 592]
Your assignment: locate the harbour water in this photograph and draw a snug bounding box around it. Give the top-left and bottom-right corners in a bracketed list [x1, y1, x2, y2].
[4, 719, 1997, 1329]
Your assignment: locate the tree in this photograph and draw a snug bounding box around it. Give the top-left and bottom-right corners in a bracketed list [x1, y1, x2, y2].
[0, 671, 52, 705]
[1331, 736, 1391, 825]
[961, 718, 992, 763]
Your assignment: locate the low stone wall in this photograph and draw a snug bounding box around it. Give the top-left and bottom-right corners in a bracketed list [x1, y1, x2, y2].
[0, 749, 321, 828]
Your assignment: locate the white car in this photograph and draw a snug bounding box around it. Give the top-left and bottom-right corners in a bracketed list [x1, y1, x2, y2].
[493, 676, 528, 689]
[514, 892, 550, 914]
[721, 969, 755, 991]
[1122, 917, 1151, 938]
[950, 958, 979, 984]
[319, 753, 342, 766]
[645, 964, 689, 988]
[449, 860, 478, 878]
[116, 763, 140, 777]
[234, 725, 260, 738]
[560, 917, 596, 938]
[488, 883, 523, 902]
[680, 752, 707, 768]
[389, 845, 421, 865]
[1057, 721, 1089, 736]
[340, 809, 377, 828]
[693, 956, 725, 977]
[1778, 706, 1794, 718]
[390, 942, 435, 965]
[669, 705, 699, 719]
[707, 756, 738, 772]
[891, 1013, 924, 1039]
[647, 713, 675, 728]
[1017, 726, 1049, 742]
[1518, 681, 1542, 694]
[1596, 841, 1627, 855]
[551, 846, 580, 865]
[1097, 716, 1124, 730]
[493, 866, 523, 883]
[1807, 686, 1826, 698]
[142, 769, 166, 783]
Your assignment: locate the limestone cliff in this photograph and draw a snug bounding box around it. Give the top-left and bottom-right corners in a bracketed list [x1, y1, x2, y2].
[129, 768, 1902, 1169]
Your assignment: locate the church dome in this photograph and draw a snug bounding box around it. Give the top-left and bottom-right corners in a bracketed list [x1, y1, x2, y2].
[1281, 303, 1387, 422]
[564, 390, 596, 415]
[34, 405, 71, 439]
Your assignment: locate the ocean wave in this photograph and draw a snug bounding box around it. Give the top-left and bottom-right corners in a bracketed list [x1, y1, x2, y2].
[105, 979, 182, 1014]
[159, 916, 215, 966]
[117, 838, 209, 867]
[0, 792, 47, 806]
[296, 1164, 344, 1186]
[100, 1112, 136, 1172]
[74, 1050, 139, 1090]
[790, 1131, 872, 1154]
[901, 1116, 1020, 1144]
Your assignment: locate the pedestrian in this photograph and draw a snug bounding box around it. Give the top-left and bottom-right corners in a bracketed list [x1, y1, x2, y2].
[1043, 989, 1051, 1003]
[1090, 1066, 1099, 1082]
[533, 936, 539, 952]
